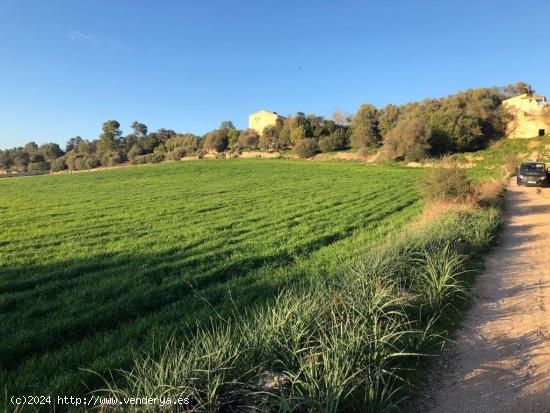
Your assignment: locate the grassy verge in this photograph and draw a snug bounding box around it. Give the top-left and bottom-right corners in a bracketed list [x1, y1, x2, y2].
[99, 202, 502, 412]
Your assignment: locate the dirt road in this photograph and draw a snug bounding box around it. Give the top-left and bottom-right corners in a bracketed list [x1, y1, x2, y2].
[415, 184, 550, 412]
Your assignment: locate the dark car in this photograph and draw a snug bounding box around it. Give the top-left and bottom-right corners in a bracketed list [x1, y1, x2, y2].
[517, 161, 549, 186]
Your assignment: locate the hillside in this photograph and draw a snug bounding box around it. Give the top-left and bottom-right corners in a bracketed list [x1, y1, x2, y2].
[454, 136, 550, 180]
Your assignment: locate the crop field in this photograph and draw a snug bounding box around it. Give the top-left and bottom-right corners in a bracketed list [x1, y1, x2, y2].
[0, 159, 423, 399]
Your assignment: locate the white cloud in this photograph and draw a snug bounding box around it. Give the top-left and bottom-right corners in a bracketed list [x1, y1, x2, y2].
[67, 30, 99, 46]
[66, 29, 123, 49]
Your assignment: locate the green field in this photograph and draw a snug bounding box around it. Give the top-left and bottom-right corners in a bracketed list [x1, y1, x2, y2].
[0, 159, 423, 399]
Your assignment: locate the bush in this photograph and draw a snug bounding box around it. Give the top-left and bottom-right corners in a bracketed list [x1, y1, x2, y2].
[318, 131, 348, 153]
[166, 147, 187, 161]
[100, 152, 124, 167]
[237, 129, 260, 149]
[26, 162, 48, 173]
[50, 157, 67, 172]
[84, 156, 101, 169]
[295, 138, 319, 158]
[382, 118, 431, 161]
[165, 134, 200, 154]
[417, 166, 475, 203]
[203, 131, 229, 152]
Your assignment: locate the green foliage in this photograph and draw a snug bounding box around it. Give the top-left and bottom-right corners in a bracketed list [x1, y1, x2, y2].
[165, 147, 187, 161]
[351, 103, 380, 148]
[418, 166, 475, 203]
[0, 82, 533, 175]
[377, 104, 400, 138]
[130, 121, 148, 137]
[0, 160, 423, 401]
[295, 137, 319, 158]
[97, 120, 122, 154]
[101, 202, 501, 412]
[382, 118, 431, 161]
[237, 128, 260, 149]
[165, 133, 201, 155]
[203, 130, 229, 152]
[260, 125, 280, 151]
[290, 124, 306, 144]
[50, 157, 67, 172]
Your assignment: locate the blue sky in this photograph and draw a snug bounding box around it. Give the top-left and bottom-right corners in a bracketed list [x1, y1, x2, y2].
[1, 0, 549, 149]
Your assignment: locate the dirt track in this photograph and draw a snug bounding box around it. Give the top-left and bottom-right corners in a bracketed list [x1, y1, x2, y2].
[415, 183, 550, 412]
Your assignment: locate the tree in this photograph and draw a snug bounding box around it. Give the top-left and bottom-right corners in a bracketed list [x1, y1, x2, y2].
[332, 109, 351, 126]
[50, 157, 67, 172]
[278, 124, 292, 149]
[503, 81, 533, 97]
[290, 125, 305, 145]
[259, 125, 280, 151]
[295, 138, 319, 158]
[377, 104, 400, 138]
[40, 143, 64, 161]
[97, 120, 122, 153]
[203, 130, 228, 152]
[318, 129, 348, 152]
[218, 121, 239, 148]
[66, 136, 84, 152]
[165, 133, 201, 154]
[131, 121, 148, 137]
[382, 118, 431, 161]
[350, 104, 380, 148]
[0, 150, 10, 170]
[237, 129, 260, 149]
[27, 161, 48, 173]
[24, 142, 39, 154]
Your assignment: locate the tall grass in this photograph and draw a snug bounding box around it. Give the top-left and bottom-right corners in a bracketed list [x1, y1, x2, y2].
[0, 160, 424, 399]
[100, 206, 501, 412]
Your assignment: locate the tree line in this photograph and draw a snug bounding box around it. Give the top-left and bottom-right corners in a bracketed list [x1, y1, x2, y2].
[0, 82, 531, 173]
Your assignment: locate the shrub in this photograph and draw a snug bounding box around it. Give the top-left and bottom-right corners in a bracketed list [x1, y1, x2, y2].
[50, 157, 67, 172]
[26, 161, 48, 173]
[260, 125, 280, 151]
[84, 156, 101, 169]
[318, 131, 347, 153]
[295, 138, 319, 158]
[204, 130, 229, 152]
[166, 147, 187, 161]
[101, 152, 124, 167]
[382, 118, 431, 161]
[237, 129, 260, 149]
[501, 152, 519, 177]
[417, 166, 475, 203]
[165, 134, 201, 154]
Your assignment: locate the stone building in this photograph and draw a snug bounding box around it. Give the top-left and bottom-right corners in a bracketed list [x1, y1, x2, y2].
[502, 93, 550, 138]
[248, 110, 283, 135]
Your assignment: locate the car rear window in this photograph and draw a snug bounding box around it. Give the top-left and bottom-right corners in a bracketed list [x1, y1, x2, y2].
[521, 163, 545, 171]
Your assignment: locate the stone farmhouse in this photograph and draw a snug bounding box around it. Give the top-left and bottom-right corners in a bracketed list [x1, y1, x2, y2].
[502, 93, 550, 138]
[248, 110, 284, 135]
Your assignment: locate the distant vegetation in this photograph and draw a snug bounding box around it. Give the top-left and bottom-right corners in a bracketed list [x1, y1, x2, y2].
[0, 82, 532, 173]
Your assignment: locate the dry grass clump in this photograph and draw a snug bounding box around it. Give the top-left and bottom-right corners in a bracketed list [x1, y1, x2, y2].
[417, 165, 506, 213]
[417, 166, 477, 204]
[476, 179, 506, 207]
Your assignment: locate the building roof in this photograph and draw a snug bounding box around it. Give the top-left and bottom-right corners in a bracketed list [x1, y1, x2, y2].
[503, 93, 547, 102]
[249, 109, 285, 119]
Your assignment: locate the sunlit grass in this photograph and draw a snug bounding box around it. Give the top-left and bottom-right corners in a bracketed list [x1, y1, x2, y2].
[0, 159, 423, 400]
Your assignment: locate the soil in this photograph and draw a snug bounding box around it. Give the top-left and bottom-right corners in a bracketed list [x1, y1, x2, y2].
[411, 184, 550, 412]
